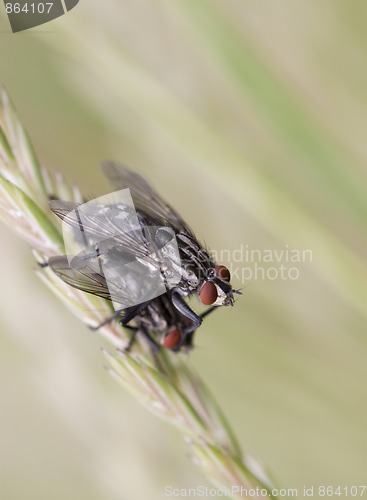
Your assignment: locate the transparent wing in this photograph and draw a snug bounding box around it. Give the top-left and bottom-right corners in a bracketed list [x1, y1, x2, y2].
[49, 199, 150, 259]
[50, 227, 183, 309]
[49, 253, 154, 306]
[101, 161, 193, 234]
[49, 200, 79, 220]
[48, 255, 116, 302]
[48, 166, 187, 309]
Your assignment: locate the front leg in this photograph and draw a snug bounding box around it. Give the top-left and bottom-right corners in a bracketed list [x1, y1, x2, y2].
[170, 290, 202, 334]
[180, 305, 217, 352]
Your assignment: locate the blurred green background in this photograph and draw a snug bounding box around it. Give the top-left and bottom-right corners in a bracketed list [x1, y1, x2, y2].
[1, 1, 367, 499]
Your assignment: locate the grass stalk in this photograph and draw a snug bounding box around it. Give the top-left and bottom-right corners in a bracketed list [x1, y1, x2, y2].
[0, 87, 277, 499]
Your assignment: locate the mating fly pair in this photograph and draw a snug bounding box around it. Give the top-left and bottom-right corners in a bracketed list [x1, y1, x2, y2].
[47, 162, 240, 352]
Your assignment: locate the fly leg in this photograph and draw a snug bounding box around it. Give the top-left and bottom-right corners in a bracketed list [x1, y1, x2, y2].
[38, 261, 49, 268]
[123, 325, 138, 352]
[139, 325, 161, 352]
[119, 301, 150, 327]
[170, 290, 203, 350]
[119, 301, 156, 352]
[122, 324, 160, 353]
[199, 305, 216, 320]
[138, 324, 167, 373]
[90, 300, 150, 332]
[89, 308, 125, 330]
[180, 305, 217, 351]
[171, 290, 202, 333]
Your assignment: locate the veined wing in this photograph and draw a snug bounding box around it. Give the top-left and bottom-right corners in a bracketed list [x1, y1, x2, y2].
[48, 255, 126, 303]
[49, 252, 157, 307]
[101, 161, 194, 235]
[50, 229, 183, 309]
[49, 199, 151, 259]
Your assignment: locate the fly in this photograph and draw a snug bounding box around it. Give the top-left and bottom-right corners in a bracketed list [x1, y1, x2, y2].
[47, 162, 241, 352]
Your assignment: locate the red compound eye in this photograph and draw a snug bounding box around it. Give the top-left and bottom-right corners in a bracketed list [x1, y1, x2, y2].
[199, 281, 218, 305]
[215, 265, 231, 282]
[163, 328, 182, 350]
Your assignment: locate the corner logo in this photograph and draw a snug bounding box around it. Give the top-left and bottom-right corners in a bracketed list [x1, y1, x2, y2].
[3, 0, 79, 32]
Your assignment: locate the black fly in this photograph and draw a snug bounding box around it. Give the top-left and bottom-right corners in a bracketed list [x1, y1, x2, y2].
[47, 162, 240, 352]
